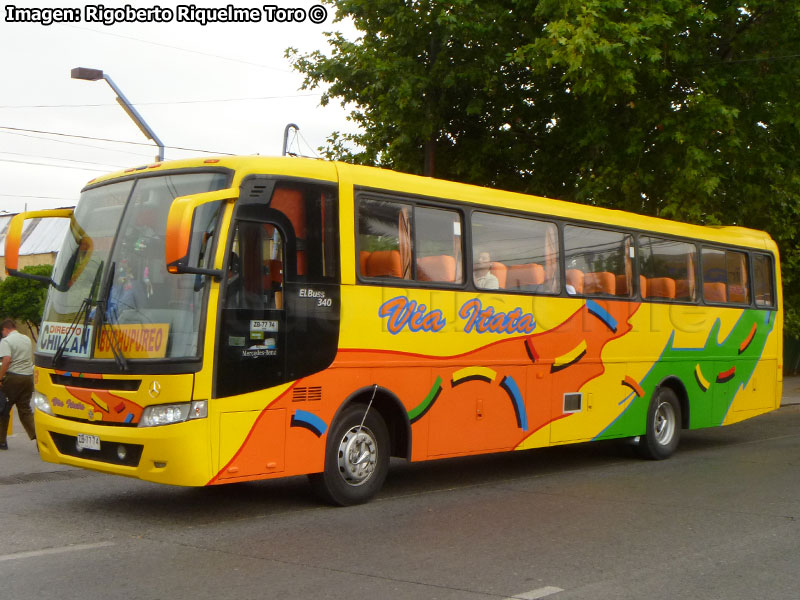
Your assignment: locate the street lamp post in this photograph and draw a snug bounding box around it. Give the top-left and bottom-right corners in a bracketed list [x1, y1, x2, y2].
[71, 67, 165, 162]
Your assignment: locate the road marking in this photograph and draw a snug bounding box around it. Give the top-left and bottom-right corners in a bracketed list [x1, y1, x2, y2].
[0, 541, 115, 563]
[507, 586, 564, 600]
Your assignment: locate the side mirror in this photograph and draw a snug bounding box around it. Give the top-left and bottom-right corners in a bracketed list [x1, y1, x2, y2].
[165, 187, 236, 278]
[5, 208, 74, 285]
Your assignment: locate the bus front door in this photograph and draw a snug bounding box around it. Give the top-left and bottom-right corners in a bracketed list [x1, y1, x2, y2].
[217, 219, 288, 397]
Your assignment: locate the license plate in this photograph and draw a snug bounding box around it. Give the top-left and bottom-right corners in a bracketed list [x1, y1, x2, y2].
[76, 434, 101, 451]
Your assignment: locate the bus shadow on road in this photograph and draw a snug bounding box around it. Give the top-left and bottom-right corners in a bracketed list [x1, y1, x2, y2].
[380, 440, 636, 497]
[58, 415, 786, 523]
[54, 441, 635, 522]
[55, 475, 322, 526]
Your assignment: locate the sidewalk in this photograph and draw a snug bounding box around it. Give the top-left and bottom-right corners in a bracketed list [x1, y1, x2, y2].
[3, 378, 800, 480]
[0, 408, 72, 481]
[781, 374, 800, 406]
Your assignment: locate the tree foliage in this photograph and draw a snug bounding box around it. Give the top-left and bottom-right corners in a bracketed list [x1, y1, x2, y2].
[288, 0, 800, 333]
[0, 265, 53, 340]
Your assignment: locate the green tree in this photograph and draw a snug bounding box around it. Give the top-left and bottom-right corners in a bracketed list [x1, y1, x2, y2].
[288, 0, 534, 181]
[289, 0, 800, 333]
[0, 264, 53, 340]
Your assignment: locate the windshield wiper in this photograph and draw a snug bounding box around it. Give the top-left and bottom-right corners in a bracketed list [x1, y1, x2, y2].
[101, 311, 128, 372]
[94, 262, 128, 372]
[53, 261, 103, 368]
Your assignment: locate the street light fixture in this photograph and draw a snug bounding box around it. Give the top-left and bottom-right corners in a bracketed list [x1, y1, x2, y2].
[71, 67, 165, 162]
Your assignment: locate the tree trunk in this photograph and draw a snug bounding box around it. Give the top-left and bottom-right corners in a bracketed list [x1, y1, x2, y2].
[424, 138, 435, 177]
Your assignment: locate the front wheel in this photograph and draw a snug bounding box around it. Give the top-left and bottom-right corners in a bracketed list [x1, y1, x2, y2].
[309, 405, 390, 506]
[636, 387, 682, 460]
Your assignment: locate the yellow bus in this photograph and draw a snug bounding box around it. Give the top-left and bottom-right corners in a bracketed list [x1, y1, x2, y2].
[5, 156, 782, 505]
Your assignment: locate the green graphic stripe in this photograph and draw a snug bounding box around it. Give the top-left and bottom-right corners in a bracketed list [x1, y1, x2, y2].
[409, 376, 443, 424]
[600, 309, 776, 439]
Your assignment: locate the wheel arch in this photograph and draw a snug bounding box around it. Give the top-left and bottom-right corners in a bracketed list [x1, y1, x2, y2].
[335, 385, 411, 460]
[657, 376, 690, 429]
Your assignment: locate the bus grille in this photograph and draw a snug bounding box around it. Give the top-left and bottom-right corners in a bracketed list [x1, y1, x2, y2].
[50, 374, 141, 391]
[49, 433, 143, 467]
[292, 386, 322, 402]
[57, 415, 138, 428]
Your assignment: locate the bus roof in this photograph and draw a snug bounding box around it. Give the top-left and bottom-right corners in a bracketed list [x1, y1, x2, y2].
[85, 155, 776, 252]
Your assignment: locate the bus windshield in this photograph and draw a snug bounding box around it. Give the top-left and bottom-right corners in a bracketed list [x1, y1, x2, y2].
[40, 171, 229, 362]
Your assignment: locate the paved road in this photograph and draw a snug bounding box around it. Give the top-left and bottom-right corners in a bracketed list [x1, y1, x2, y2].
[1, 383, 798, 600]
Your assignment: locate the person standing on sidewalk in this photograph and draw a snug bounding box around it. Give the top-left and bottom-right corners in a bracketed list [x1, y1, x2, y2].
[0, 319, 36, 450]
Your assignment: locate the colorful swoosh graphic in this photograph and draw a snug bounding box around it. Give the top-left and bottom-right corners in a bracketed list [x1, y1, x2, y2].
[206, 298, 776, 485]
[600, 309, 776, 438]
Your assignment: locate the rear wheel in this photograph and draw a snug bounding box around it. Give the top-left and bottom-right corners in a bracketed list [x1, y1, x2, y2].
[309, 405, 390, 506]
[637, 387, 681, 460]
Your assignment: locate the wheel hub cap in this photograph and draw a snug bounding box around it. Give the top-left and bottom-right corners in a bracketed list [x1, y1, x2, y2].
[338, 426, 377, 486]
[654, 401, 676, 445]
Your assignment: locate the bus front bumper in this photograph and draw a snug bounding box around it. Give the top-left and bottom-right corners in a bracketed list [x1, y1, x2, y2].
[35, 411, 212, 486]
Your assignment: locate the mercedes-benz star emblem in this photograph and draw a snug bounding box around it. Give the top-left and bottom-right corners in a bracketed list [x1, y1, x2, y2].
[149, 381, 162, 398]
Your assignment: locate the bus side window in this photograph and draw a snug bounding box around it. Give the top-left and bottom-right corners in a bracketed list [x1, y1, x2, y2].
[470, 211, 560, 293]
[270, 187, 306, 277]
[638, 236, 698, 301]
[358, 198, 412, 279]
[357, 198, 464, 284]
[563, 226, 633, 297]
[415, 206, 463, 284]
[753, 254, 775, 307]
[702, 247, 750, 305]
[270, 184, 338, 283]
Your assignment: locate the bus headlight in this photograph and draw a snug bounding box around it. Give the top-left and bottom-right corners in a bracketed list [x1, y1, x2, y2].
[32, 391, 54, 416]
[139, 400, 208, 427]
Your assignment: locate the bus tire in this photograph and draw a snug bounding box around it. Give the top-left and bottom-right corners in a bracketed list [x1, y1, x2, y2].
[309, 405, 390, 506]
[637, 386, 681, 460]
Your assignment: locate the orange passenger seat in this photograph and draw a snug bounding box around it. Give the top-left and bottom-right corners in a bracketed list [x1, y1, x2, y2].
[674, 279, 693, 300]
[728, 285, 748, 303]
[647, 277, 676, 299]
[616, 274, 629, 296]
[507, 263, 544, 289]
[566, 269, 585, 294]
[417, 255, 457, 282]
[704, 282, 727, 303]
[359, 251, 371, 276]
[366, 250, 403, 278]
[584, 271, 616, 295]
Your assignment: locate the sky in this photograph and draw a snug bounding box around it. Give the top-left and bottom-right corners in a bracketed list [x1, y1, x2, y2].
[0, 0, 357, 214]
